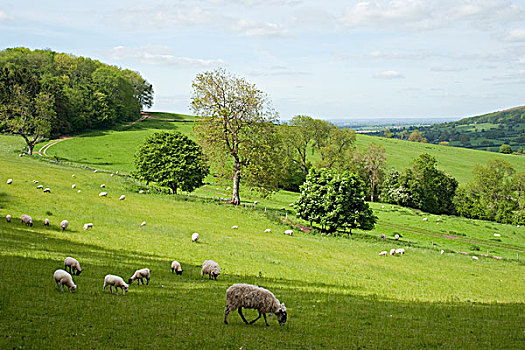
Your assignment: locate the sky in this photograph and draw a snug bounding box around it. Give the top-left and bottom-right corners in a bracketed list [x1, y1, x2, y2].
[0, 0, 524, 120]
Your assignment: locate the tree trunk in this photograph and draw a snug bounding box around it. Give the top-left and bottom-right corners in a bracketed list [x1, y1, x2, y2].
[231, 167, 241, 205]
[27, 144, 33, 155]
[370, 182, 375, 202]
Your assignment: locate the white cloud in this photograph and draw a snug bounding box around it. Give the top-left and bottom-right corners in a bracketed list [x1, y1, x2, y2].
[431, 66, 467, 72]
[232, 19, 291, 37]
[506, 28, 525, 42]
[374, 70, 404, 79]
[107, 46, 226, 68]
[0, 10, 13, 22]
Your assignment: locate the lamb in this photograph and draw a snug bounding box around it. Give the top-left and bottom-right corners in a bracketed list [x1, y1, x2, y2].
[284, 229, 293, 236]
[119, 195, 125, 200]
[128, 268, 150, 285]
[103, 274, 129, 295]
[422, 217, 428, 222]
[83, 223, 93, 230]
[389, 248, 396, 256]
[379, 251, 388, 257]
[441, 250, 445, 255]
[54, 269, 77, 292]
[138, 190, 145, 194]
[32, 180, 38, 183]
[100, 184, 105, 188]
[6, 214, 11, 223]
[44, 218, 50, 226]
[264, 229, 271, 233]
[7, 178, 12, 184]
[99, 192, 108, 197]
[394, 234, 400, 240]
[94, 170, 98, 173]
[224, 284, 287, 326]
[141, 221, 146, 226]
[36, 185, 44, 189]
[201, 260, 220, 280]
[171, 261, 182, 275]
[494, 233, 501, 237]
[72, 184, 76, 189]
[395, 248, 405, 255]
[21, 214, 33, 226]
[191, 233, 199, 242]
[43, 188, 51, 193]
[231, 225, 238, 229]
[381, 234, 386, 239]
[64, 257, 82, 275]
[60, 220, 69, 231]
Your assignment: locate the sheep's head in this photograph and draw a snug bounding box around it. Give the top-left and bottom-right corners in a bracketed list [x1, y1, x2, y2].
[70, 284, 77, 293]
[276, 304, 287, 326]
[128, 278, 133, 284]
[176, 270, 183, 275]
[123, 284, 129, 292]
[76, 270, 82, 276]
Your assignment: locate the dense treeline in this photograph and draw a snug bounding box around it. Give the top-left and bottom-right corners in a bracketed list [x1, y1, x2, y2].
[0, 47, 153, 154]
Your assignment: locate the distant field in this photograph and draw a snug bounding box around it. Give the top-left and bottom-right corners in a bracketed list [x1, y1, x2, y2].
[1, 134, 524, 349]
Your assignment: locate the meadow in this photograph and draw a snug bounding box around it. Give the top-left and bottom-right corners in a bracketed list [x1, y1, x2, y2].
[2, 119, 525, 348]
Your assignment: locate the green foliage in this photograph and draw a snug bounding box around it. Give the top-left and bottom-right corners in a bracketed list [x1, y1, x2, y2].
[499, 144, 512, 154]
[407, 129, 427, 143]
[133, 131, 209, 194]
[295, 168, 376, 233]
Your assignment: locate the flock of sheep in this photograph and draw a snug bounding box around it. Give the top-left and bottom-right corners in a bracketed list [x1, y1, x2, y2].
[4, 176, 288, 326]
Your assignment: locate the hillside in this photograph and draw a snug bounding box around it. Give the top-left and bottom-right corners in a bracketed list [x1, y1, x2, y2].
[1, 134, 524, 349]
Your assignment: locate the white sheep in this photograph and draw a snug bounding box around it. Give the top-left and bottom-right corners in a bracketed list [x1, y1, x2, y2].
[264, 229, 271, 233]
[494, 233, 501, 237]
[83, 223, 93, 230]
[422, 217, 428, 222]
[138, 190, 145, 194]
[381, 205, 385, 208]
[171, 261, 182, 275]
[128, 268, 150, 285]
[224, 284, 287, 326]
[44, 218, 50, 226]
[36, 185, 44, 189]
[110, 173, 114, 177]
[141, 221, 146, 226]
[191, 233, 199, 242]
[394, 234, 400, 240]
[284, 229, 293, 236]
[201, 260, 220, 280]
[7, 178, 12, 184]
[54, 269, 77, 292]
[94, 170, 98, 173]
[395, 248, 405, 255]
[231, 225, 238, 229]
[119, 195, 125, 200]
[100, 184, 105, 188]
[64, 257, 83, 275]
[389, 248, 396, 256]
[60, 220, 69, 231]
[441, 250, 445, 255]
[72, 184, 76, 189]
[43, 188, 51, 193]
[6, 214, 11, 223]
[99, 192, 108, 197]
[77, 190, 81, 193]
[32, 180, 38, 183]
[72, 174, 75, 177]
[472, 256, 479, 260]
[379, 251, 388, 257]
[103, 274, 129, 295]
[21, 214, 33, 226]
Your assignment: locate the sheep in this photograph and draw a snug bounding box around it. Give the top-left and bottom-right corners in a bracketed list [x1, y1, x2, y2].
[83, 223, 93, 230]
[379, 251, 388, 257]
[284, 229, 293, 236]
[94, 170, 98, 173]
[100, 184, 105, 188]
[54, 269, 77, 292]
[395, 248, 405, 255]
[6, 214, 11, 223]
[44, 218, 50, 226]
[224, 284, 287, 326]
[381, 205, 385, 209]
[422, 217, 428, 222]
[254, 201, 258, 205]
[21, 214, 33, 226]
[231, 225, 238, 229]
[36, 185, 44, 189]
[72, 184, 76, 189]
[99, 192, 108, 197]
[381, 234, 386, 239]
[201, 260, 220, 280]
[103, 274, 129, 295]
[494, 233, 501, 237]
[7, 178, 12, 184]
[441, 250, 445, 255]
[138, 190, 145, 194]
[64, 257, 83, 275]
[289, 203, 294, 207]
[119, 195, 125, 200]
[394, 234, 400, 240]
[77, 190, 81, 193]
[140, 221, 146, 226]
[60, 220, 69, 231]
[32, 180, 38, 183]
[171, 261, 182, 275]
[43, 188, 51, 193]
[264, 229, 271, 233]
[72, 174, 75, 177]
[389, 249, 396, 256]
[472, 256, 479, 260]
[128, 268, 150, 285]
[191, 233, 199, 242]
[110, 173, 114, 177]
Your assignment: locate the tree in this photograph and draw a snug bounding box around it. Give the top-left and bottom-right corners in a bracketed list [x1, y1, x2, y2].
[191, 69, 280, 205]
[318, 127, 356, 170]
[133, 131, 209, 194]
[295, 168, 376, 234]
[359, 143, 387, 202]
[282, 115, 323, 175]
[408, 129, 427, 143]
[499, 144, 512, 154]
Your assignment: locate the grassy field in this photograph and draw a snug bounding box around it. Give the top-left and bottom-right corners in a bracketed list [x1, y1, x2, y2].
[1, 133, 525, 349]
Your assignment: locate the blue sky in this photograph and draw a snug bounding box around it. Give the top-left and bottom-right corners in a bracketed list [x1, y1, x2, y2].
[1, 0, 524, 120]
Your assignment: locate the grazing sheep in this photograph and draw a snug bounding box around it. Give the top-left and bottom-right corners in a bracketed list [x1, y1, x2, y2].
[128, 268, 150, 285]
[60, 220, 69, 231]
[422, 217, 428, 222]
[43, 188, 51, 193]
[441, 250, 445, 255]
[141, 221, 146, 226]
[494, 233, 501, 237]
[472, 256, 479, 260]
[94, 170, 98, 173]
[389, 249, 396, 256]
[21, 215, 33, 226]
[284, 229, 293, 236]
[110, 173, 114, 177]
[72, 184, 76, 189]
[201, 260, 220, 280]
[83, 223, 93, 230]
[44, 218, 50, 226]
[395, 248, 405, 255]
[379, 251, 388, 257]
[224, 284, 287, 326]
[394, 234, 400, 240]
[138, 190, 145, 194]
[191, 233, 199, 242]
[64, 257, 83, 275]
[231, 225, 238, 229]
[36, 185, 44, 189]
[72, 174, 75, 177]
[381, 234, 386, 239]
[100, 184, 105, 188]
[99, 192, 108, 197]
[32, 180, 38, 183]
[171, 261, 182, 275]
[6, 214, 12, 223]
[381, 205, 385, 209]
[54, 269, 77, 292]
[264, 229, 271, 233]
[103, 275, 129, 295]
[7, 179, 12, 184]
[119, 195, 125, 200]
[77, 190, 81, 193]
[289, 203, 294, 207]
[254, 201, 258, 205]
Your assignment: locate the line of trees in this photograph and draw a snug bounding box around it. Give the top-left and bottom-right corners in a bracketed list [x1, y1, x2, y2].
[0, 47, 153, 154]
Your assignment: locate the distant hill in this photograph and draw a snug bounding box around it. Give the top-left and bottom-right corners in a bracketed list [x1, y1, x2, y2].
[370, 107, 525, 153]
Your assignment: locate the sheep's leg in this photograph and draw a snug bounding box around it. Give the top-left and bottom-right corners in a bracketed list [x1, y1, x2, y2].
[121, 287, 125, 295]
[263, 313, 270, 327]
[224, 306, 230, 324]
[238, 308, 249, 325]
[110, 285, 113, 294]
[146, 277, 150, 285]
[103, 283, 106, 292]
[249, 311, 262, 325]
[171, 268, 174, 273]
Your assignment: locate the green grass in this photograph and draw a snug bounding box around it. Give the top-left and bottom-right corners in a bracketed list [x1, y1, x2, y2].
[1, 134, 525, 349]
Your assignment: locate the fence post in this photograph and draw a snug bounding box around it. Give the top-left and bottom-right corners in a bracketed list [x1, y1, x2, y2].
[285, 212, 288, 220]
[459, 244, 461, 253]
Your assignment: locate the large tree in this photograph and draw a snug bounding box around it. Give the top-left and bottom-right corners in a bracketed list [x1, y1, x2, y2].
[191, 69, 280, 205]
[133, 131, 209, 194]
[358, 143, 387, 202]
